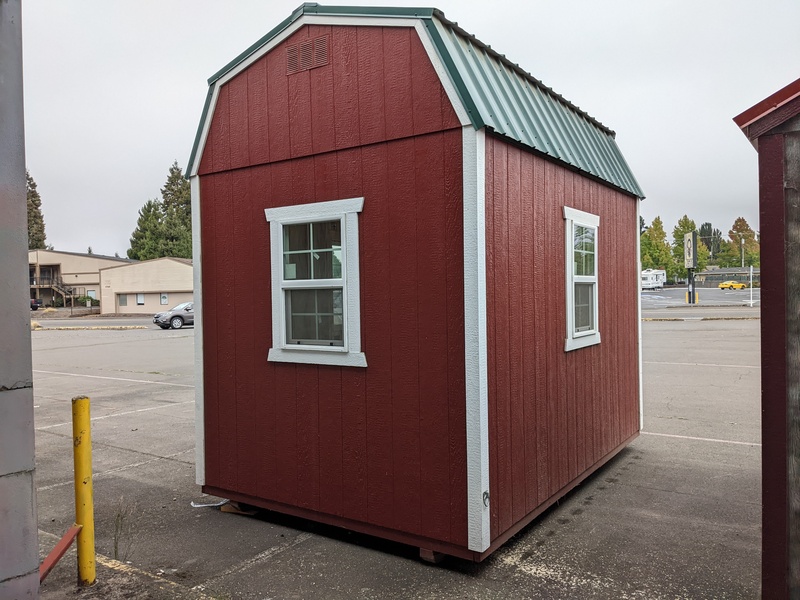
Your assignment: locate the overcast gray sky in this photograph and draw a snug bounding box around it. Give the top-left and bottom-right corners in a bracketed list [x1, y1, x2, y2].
[22, 0, 799, 256]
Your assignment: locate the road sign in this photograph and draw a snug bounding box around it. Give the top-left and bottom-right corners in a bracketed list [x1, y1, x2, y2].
[684, 231, 698, 269]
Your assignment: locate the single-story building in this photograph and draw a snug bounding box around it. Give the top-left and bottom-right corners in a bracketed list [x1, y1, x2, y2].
[99, 257, 193, 314]
[29, 249, 132, 306]
[188, 4, 644, 561]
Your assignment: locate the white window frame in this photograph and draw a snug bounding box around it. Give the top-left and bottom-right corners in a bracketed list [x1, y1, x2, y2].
[564, 206, 601, 352]
[265, 197, 366, 368]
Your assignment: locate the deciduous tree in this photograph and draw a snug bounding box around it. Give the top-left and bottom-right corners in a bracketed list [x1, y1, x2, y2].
[640, 216, 674, 277]
[671, 215, 709, 279]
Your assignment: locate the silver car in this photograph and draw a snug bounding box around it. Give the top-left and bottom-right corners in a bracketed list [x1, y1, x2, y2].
[153, 302, 194, 329]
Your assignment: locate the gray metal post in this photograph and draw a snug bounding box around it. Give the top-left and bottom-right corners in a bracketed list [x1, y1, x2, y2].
[0, 1, 40, 597]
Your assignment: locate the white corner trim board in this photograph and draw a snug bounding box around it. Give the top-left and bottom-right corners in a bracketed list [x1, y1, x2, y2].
[190, 175, 205, 486]
[462, 125, 491, 553]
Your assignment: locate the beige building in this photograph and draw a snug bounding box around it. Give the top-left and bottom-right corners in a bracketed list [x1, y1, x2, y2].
[29, 249, 132, 306]
[99, 257, 193, 315]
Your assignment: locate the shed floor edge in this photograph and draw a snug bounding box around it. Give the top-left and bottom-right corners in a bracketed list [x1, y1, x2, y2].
[477, 430, 640, 561]
[202, 430, 639, 563]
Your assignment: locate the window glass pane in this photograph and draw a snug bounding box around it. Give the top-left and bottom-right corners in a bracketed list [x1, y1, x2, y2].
[574, 283, 594, 332]
[118, 294, 127, 307]
[286, 288, 344, 345]
[574, 224, 596, 277]
[312, 221, 340, 251]
[284, 224, 310, 251]
[291, 289, 316, 312]
[314, 251, 334, 279]
[291, 315, 317, 341]
[284, 253, 310, 280]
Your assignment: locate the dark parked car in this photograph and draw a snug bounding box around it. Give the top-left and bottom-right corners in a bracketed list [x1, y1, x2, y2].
[30, 298, 42, 311]
[153, 302, 194, 329]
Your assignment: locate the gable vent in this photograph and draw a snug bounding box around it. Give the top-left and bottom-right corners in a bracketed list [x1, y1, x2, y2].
[287, 35, 329, 75]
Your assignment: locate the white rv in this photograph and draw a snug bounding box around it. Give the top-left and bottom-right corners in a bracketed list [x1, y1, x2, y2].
[641, 268, 667, 290]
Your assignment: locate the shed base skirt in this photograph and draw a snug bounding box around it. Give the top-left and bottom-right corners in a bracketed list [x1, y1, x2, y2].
[202, 431, 638, 562]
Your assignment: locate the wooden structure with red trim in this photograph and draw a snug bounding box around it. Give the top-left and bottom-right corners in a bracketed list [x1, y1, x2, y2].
[188, 4, 643, 561]
[734, 76, 800, 599]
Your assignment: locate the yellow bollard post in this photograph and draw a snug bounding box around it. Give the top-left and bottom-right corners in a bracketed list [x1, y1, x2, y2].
[72, 395, 96, 586]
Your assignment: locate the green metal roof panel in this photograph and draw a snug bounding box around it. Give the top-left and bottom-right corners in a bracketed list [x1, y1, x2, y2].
[430, 13, 644, 197]
[188, 3, 644, 199]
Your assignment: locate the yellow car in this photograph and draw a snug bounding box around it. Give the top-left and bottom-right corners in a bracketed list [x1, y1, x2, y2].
[718, 280, 747, 290]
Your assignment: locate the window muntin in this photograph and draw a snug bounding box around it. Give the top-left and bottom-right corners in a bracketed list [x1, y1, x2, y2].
[265, 197, 366, 367]
[564, 207, 600, 351]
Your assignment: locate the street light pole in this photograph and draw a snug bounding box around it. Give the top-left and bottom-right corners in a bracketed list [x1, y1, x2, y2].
[741, 237, 745, 268]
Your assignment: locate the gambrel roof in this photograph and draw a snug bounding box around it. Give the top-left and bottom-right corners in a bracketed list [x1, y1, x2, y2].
[188, 3, 644, 198]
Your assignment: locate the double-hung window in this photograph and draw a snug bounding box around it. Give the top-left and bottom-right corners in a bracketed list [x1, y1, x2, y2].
[265, 197, 366, 367]
[564, 206, 600, 351]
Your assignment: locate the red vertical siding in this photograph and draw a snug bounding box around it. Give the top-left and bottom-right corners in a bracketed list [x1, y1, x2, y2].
[484, 135, 640, 543]
[200, 131, 465, 546]
[197, 25, 460, 176]
[757, 133, 788, 598]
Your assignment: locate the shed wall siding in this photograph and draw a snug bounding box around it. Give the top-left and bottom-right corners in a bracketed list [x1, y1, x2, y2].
[199, 129, 467, 546]
[484, 135, 639, 541]
[198, 24, 461, 176]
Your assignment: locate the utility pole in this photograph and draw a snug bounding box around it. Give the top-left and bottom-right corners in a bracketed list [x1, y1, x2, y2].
[0, 1, 40, 597]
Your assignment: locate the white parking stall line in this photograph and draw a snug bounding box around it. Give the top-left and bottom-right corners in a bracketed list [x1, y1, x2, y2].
[37, 400, 195, 430]
[644, 361, 759, 370]
[642, 431, 761, 447]
[34, 369, 195, 388]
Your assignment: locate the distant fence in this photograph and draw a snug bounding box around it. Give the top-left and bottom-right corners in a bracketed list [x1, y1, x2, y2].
[694, 268, 760, 288]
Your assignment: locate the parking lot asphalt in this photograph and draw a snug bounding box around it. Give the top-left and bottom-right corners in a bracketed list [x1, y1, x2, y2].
[33, 307, 760, 599]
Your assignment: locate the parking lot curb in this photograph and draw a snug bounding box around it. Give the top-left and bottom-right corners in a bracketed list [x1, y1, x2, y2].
[31, 325, 149, 331]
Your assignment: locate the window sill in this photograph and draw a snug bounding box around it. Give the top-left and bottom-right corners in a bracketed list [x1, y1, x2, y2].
[268, 347, 367, 368]
[564, 332, 601, 352]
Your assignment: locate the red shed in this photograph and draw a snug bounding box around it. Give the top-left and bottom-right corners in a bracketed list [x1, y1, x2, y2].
[187, 3, 644, 561]
[734, 77, 800, 598]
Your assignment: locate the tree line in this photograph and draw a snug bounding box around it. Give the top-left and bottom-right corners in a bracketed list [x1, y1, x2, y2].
[28, 164, 759, 279]
[25, 162, 192, 260]
[640, 214, 759, 282]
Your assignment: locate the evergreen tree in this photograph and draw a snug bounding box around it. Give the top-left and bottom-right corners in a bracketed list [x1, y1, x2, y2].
[671, 215, 709, 279]
[698, 222, 723, 261]
[26, 170, 47, 249]
[127, 161, 192, 260]
[128, 200, 166, 260]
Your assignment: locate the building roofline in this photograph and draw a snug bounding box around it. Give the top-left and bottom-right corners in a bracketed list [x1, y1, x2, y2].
[734, 77, 800, 131]
[28, 248, 134, 263]
[98, 256, 192, 272]
[186, 3, 642, 198]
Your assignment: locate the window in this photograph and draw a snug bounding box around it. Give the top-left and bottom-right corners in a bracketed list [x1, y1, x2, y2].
[160, 293, 169, 305]
[136, 293, 145, 306]
[564, 206, 600, 351]
[265, 197, 366, 367]
[118, 294, 127, 307]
